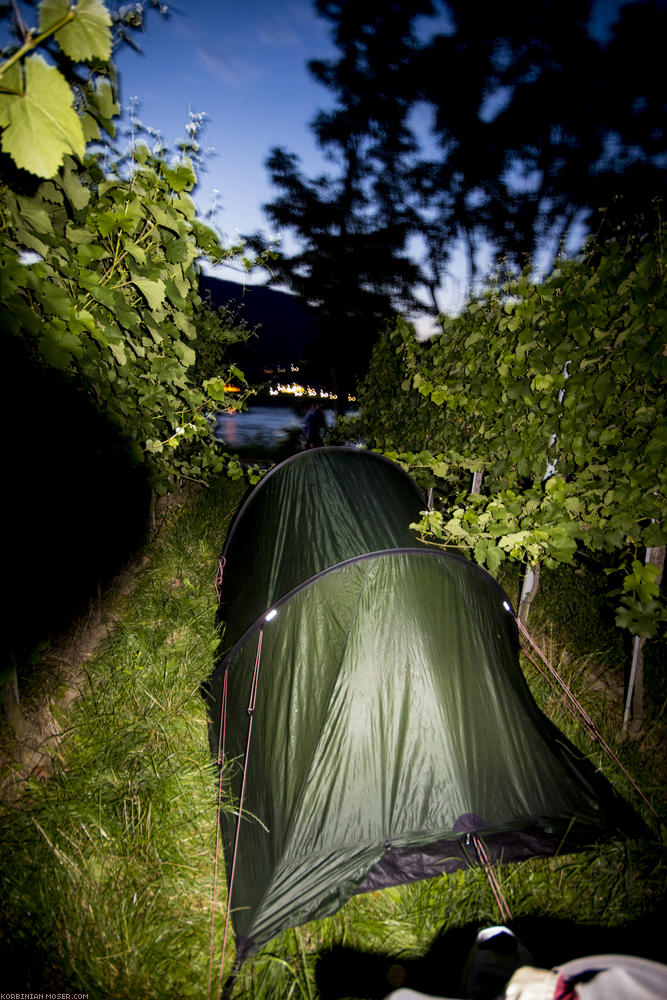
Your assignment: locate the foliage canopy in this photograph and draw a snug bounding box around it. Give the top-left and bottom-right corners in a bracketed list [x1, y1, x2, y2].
[1, 0, 255, 492]
[358, 207, 666, 639]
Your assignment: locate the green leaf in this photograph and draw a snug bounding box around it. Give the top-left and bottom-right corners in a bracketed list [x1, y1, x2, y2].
[173, 310, 195, 338]
[598, 426, 620, 446]
[76, 242, 108, 265]
[70, 308, 97, 335]
[173, 340, 196, 367]
[81, 111, 101, 142]
[166, 236, 196, 265]
[173, 193, 197, 220]
[532, 373, 554, 392]
[131, 274, 166, 311]
[162, 160, 196, 193]
[464, 330, 483, 348]
[147, 200, 185, 234]
[38, 325, 83, 368]
[593, 372, 612, 403]
[93, 209, 134, 237]
[486, 544, 504, 575]
[0, 64, 23, 126]
[60, 156, 90, 208]
[190, 219, 222, 258]
[108, 339, 127, 366]
[38, 0, 70, 34]
[39, 284, 76, 319]
[0, 55, 85, 177]
[499, 530, 529, 552]
[203, 377, 230, 403]
[164, 278, 187, 310]
[431, 461, 450, 478]
[473, 537, 488, 564]
[17, 195, 54, 236]
[39, 180, 64, 204]
[122, 240, 146, 265]
[642, 522, 667, 547]
[66, 223, 94, 244]
[41, 0, 112, 63]
[615, 597, 664, 638]
[94, 77, 119, 120]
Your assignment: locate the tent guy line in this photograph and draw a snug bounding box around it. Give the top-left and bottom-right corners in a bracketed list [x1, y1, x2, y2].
[514, 615, 659, 821]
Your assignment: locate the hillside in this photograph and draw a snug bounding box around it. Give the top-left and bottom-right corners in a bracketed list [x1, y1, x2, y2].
[199, 274, 322, 382]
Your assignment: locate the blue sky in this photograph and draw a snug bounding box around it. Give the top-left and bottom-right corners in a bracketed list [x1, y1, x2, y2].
[112, 0, 473, 323]
[115, 1, 336, 280]
[112, 0, 634, 321]
[2, 0, 635, 319]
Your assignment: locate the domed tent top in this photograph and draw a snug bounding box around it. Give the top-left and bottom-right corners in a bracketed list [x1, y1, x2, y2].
[218, 447, 428, 648]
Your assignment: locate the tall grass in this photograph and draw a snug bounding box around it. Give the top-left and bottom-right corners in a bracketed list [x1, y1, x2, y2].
[0, 480, 243, 996]
[0, 476, 664, 1000]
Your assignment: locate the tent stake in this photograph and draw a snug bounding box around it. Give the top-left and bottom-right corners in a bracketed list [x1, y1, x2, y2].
[220, 958, 241, 1000]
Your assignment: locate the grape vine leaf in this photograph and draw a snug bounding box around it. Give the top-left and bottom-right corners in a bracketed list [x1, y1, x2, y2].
[94, 77, 119, 120]
[0, 56, 85, 177]
[0, 64, 23, 120]
[61, 156, 91, 209]
[131, 275, 166, 311]
[39, 0, 112, 63]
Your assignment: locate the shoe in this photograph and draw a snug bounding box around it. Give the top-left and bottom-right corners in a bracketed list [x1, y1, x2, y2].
[463, 926, 529, 1000]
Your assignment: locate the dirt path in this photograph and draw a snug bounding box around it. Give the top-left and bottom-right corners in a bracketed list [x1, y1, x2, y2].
[0, 490, 193, 804]
[0, 550, 153, 803]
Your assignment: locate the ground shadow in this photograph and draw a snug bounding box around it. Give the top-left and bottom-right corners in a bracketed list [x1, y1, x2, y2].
[315, 916, 666, 1000]
[4, 336, 151, 675]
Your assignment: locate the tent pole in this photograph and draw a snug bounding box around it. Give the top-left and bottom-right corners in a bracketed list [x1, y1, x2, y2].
[623, 635, 642, 730]
[622, 543, 664, 732]
[518, 562, 540, 624]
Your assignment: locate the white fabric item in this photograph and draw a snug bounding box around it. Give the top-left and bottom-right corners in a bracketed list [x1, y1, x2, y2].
[385, 991, 458, 1000]
[503, 966, 559, 1000]
[555, 954, 667, 1000]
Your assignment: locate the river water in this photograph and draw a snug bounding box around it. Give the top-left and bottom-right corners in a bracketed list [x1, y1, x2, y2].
[212, 404, 338, 449]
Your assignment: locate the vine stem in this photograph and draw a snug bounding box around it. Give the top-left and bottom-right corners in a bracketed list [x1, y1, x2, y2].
[87, 222, 157, 303]
[11, 0, 28, 44]
[0, 10, 77, 79]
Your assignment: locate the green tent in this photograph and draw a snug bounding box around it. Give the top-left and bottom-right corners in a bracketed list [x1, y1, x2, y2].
[207, 447, 642, 962]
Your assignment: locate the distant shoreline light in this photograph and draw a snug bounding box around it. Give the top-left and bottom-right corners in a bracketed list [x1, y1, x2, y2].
[267, 382, 355, 403]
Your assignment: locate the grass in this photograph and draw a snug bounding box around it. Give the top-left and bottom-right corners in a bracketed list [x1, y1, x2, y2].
[0, 481, 243, 997]
[1, 474, 665, 1000]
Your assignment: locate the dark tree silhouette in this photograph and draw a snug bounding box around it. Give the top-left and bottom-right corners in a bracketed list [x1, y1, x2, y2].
[246, 1, 431, 408]
[416, 0, 666, 286]
[251, 0, 666, 386]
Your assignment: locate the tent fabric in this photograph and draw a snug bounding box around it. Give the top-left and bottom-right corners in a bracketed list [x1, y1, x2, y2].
[206, 448, 644, 962]
[217, 446, 427, 648]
